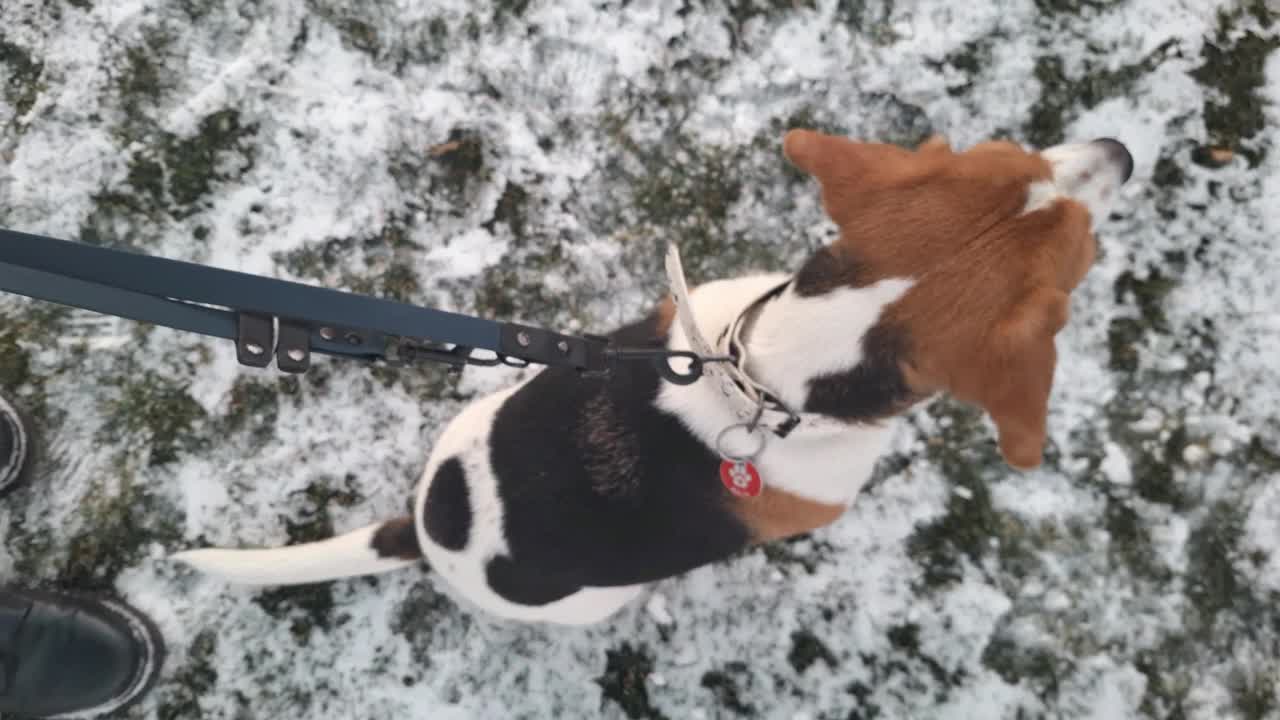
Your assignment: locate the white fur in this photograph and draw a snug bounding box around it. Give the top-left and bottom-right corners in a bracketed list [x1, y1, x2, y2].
[1026, 141, 1128, 220]
[744, 278, 915, 410]
[171, 523, 417, 585]
[657, 274, 913, 506]
[1021, 179, 1061, 216]
[174, 272, 911, 625]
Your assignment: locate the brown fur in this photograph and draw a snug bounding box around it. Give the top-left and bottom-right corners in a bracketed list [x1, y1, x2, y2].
[782, 130, 1101, 469]
[371, 516, 423, 560]
[654, 295, 676, 336]
[733, 487, 845, 543]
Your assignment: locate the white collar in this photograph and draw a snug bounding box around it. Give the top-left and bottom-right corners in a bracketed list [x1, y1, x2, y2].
[665, 245, 843, 439]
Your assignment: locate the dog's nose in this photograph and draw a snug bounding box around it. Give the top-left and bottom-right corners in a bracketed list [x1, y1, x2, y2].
[1092, 138, 1134, 184]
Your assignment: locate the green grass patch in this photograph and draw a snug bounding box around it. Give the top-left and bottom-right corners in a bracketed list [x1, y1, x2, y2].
[597, 644, 668, 720]
[0, 37, 45, 131]
[1189, 4, 1279, 166]
[98, 368, 209, 467]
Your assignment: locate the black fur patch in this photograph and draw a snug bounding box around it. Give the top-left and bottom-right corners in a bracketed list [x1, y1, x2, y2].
[794, 245, 862, 296]
[424, 458, 472, 552]
[370, 516, 423, 560]
[805, 322, 918, 422]
[485, 555, 581, 606]
[795, 246, 919, 421]
[483, 310, 752, 607]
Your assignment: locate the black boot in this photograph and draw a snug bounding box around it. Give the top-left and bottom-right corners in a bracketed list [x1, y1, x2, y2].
[0, 586, 165, 719]
[0, 393, 34, 497]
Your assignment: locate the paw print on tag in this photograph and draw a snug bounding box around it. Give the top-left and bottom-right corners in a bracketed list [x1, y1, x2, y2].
[719, 460, 762, 498]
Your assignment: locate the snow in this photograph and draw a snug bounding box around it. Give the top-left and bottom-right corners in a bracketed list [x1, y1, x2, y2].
[1102, 442, 1134, 486]
[1, 0, 1279, 718]
[1245, 478, 1280, 594]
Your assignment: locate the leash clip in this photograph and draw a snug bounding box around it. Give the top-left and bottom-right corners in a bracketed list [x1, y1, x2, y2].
[601, 348, 733, 386]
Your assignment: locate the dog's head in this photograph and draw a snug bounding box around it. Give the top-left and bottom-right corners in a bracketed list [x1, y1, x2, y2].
[784, 129, 1133, 469]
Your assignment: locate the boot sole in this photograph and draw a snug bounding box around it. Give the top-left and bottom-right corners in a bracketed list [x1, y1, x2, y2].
[5, 587, 167, 720]
[0, 393, 37, 499]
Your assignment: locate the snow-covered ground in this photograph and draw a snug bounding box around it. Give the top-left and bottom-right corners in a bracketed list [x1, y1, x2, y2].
[1, 0, 1278, 718]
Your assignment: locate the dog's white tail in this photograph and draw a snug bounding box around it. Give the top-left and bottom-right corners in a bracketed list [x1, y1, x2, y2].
[171, 517, 422, 586]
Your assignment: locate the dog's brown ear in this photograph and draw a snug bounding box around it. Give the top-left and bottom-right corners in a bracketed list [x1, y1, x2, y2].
[783, 129, 861, 179]
[783, 130, 909, 226]
[977, 287, 1070, 469]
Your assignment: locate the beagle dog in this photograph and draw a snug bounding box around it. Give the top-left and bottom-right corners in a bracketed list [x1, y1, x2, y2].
[175, 130, 1135, 625]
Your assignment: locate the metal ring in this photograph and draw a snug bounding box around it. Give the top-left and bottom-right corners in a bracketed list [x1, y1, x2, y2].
[715, 423, 766, 463]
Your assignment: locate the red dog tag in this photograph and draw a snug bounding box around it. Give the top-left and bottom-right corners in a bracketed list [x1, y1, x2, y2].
[719, 459, 762, 498]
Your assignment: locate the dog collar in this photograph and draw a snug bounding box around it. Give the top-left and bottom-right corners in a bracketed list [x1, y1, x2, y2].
[665, 245, 840, 439]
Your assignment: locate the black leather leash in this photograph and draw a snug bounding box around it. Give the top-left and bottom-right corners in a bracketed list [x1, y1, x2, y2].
[0, 228, 713, 384]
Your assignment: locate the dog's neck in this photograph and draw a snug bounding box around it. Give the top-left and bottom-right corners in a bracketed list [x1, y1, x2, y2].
[658, 271, 918, 505]
[734, 274, 916, 422]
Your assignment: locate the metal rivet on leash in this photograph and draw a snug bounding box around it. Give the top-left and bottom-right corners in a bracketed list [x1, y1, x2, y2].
[557, 340, 569, 354]
[245, 342, 264, 356]
[319, 327, 336, 340]
[517, 330, 531, 347]
[276, 322, 311, 374]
